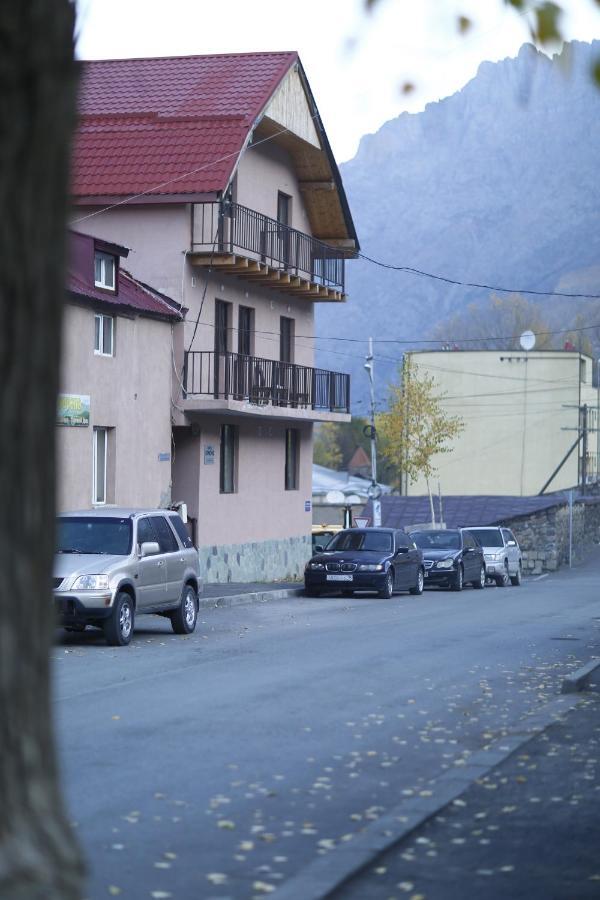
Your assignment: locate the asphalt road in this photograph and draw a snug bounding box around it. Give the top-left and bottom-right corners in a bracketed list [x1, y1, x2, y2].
[52, 554, 600, 900]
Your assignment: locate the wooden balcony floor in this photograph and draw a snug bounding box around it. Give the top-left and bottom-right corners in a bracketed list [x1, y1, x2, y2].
[189, 252, 346, 302]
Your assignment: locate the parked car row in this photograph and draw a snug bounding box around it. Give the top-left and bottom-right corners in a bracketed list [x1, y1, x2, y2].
[305, 525, 522, 597]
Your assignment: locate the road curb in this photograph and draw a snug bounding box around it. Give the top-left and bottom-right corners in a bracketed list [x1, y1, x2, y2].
[273, 692, 585, 900]
[561, 658, 600, 693]
[199, 587, 304, 609]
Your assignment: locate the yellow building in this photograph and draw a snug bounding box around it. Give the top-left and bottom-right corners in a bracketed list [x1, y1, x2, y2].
[405, 350, 599, 497]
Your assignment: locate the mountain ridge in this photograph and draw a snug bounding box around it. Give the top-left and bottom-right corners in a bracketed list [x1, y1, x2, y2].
[317, 40, 600, 411]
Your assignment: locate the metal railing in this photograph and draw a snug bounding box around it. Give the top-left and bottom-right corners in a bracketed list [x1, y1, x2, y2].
[183, 350, 350, 413]
[191, 200, 345, 293]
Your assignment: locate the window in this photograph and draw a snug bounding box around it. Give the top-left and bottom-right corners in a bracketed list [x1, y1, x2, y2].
[57, 517, 132, 556]
[136, 517, 158, 548]
[94, 251, 116, 290]
[168, 514, 194, 549]
[277, 192, 291, 267]
[220, 424, 237, 494]
[94, 314, 114, 356]
[93, 427, 108, 504]
[149, 515, 178, 553]
[280, 316, 294, 363]
[395, 532, 409, 549]
[238, 306, 254, 356]
[285, 428, 299, 491]
[328, 531, 393, 553]
[214, 300, 231, 354]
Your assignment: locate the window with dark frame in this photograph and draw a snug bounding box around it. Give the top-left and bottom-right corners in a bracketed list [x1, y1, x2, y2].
[214, 299, 231, 354]
[277, 191, 291, 267]
[285, 428, 299, 491]
[220, 424, 237, 494]
[238, 306, 254, 356]
[280, 316, 294, 363]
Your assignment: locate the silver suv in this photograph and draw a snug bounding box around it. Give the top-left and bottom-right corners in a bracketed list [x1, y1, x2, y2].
[468, 527, 522, 587]
[53, 509, 202, 646]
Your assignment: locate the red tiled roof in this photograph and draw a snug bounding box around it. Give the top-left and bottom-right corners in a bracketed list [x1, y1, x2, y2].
[73, 52, 298, 200]
[68, 230, 182, 319]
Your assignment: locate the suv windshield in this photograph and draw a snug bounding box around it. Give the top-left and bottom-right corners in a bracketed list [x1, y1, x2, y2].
[57, 517, 132, 555]
[326, 531, 393, 553]
[469, 529, 504, 548]
[411, 531, 460, 550]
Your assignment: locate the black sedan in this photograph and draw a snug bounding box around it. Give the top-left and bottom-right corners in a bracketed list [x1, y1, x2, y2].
[409, 528, 486, 591]
[304, 527, 424, 598]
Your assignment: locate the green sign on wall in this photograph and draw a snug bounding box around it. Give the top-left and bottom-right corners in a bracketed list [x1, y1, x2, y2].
[57, 393, 90, 427]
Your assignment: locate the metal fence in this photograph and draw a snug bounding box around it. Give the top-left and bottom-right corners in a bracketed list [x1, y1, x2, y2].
[183, 351, 350, 413]
[191, 200, 345, 293]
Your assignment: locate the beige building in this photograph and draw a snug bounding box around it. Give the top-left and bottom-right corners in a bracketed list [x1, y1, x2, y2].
[70, 52, 357, 580]
[405, 350, 599, 497]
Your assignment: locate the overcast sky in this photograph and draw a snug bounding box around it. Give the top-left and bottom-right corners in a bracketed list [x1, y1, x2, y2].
[75, 0, 600, 162]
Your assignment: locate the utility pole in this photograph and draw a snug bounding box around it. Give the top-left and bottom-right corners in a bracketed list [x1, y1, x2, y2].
[594, 357, 600, 484]
[364, 337, 382, 526]
[581, 403, 588, 491]
[559, 403, 591, 495]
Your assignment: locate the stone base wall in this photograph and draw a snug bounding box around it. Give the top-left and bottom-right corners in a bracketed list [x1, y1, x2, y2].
[198, 534, 311, 583]
[503, 498, 600, 575]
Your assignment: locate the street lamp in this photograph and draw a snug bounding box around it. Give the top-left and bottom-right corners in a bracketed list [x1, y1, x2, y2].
[364, 337, 381, 526]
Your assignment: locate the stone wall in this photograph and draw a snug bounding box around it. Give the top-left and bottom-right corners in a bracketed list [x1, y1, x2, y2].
[502, 497, 600, 575]
[198, 534, 311, 583]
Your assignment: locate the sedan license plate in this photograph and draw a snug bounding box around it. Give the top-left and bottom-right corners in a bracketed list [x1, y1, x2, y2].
[326, 574, 353, 582]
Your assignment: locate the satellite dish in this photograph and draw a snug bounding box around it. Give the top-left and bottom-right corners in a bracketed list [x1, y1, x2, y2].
[325, 490, 345, 505]
[345, 494, 363, 506]
[519, 330, 536, 351]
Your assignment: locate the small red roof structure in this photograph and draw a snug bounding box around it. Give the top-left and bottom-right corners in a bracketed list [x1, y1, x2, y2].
[348, 446, 372, 477]
[68, 230, 182, 320]
[73, 52, 297, 201]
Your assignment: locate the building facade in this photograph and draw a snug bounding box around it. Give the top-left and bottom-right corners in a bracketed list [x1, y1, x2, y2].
[70, 52, 358, 580]
[59, 231, 182, 511]
[404, 350, 599, 497]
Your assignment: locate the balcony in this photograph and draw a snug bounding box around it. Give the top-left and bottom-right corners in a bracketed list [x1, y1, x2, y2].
[190, 201, 347, 302]
[182, 351, 350, 419]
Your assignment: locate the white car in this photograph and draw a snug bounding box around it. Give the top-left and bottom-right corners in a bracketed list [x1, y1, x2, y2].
[468, 527, 522, 586]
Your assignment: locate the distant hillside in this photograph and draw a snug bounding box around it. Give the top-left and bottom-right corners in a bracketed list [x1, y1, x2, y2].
[317, 41, 600, 412]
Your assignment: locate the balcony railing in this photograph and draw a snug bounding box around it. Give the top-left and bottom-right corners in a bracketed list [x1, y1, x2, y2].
[183, 351, 350, 414]
[191, 201, 346, 294]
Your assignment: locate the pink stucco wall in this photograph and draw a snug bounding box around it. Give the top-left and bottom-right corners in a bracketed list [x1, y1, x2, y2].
[57, 301, 174, 511]
[172, 415, 313, 548]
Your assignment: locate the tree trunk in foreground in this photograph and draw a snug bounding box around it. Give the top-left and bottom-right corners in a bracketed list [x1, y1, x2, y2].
[0, 3, 83, 898]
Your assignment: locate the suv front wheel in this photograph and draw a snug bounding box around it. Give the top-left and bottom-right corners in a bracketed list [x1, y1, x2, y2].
[104, 592, 134, 646]
[170, 584, 198, 634]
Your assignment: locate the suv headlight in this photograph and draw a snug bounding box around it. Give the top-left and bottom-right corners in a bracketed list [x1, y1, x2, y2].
[486, 552, 503, 561]
[358, 563, 384, 571]
[307, 562, 325, 571]
[435, 558, 455, 569]
[71, 574, 110, 590]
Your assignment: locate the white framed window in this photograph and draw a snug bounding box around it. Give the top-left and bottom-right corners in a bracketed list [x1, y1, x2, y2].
[93, 427, 108, 505]
[94, 314, 114, 356]
[94, 251, 116, 290]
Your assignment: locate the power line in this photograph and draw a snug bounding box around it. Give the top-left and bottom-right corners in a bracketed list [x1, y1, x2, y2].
[357, 251, 600, 300]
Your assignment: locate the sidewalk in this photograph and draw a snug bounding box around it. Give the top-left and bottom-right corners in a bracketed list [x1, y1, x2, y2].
[200, 580, 303, 608]
[332, 687, 600, 900]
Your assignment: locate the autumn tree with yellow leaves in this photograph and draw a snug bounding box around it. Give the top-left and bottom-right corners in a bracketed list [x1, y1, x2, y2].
[377, 356, 464, 519]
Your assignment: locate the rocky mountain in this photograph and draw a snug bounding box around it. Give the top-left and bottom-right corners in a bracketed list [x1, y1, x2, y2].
[317, 40, 600, 412]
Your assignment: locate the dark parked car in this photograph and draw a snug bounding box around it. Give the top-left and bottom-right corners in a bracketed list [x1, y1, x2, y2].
[304, 527, 424, 599]
[409, 528, 486, 592]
